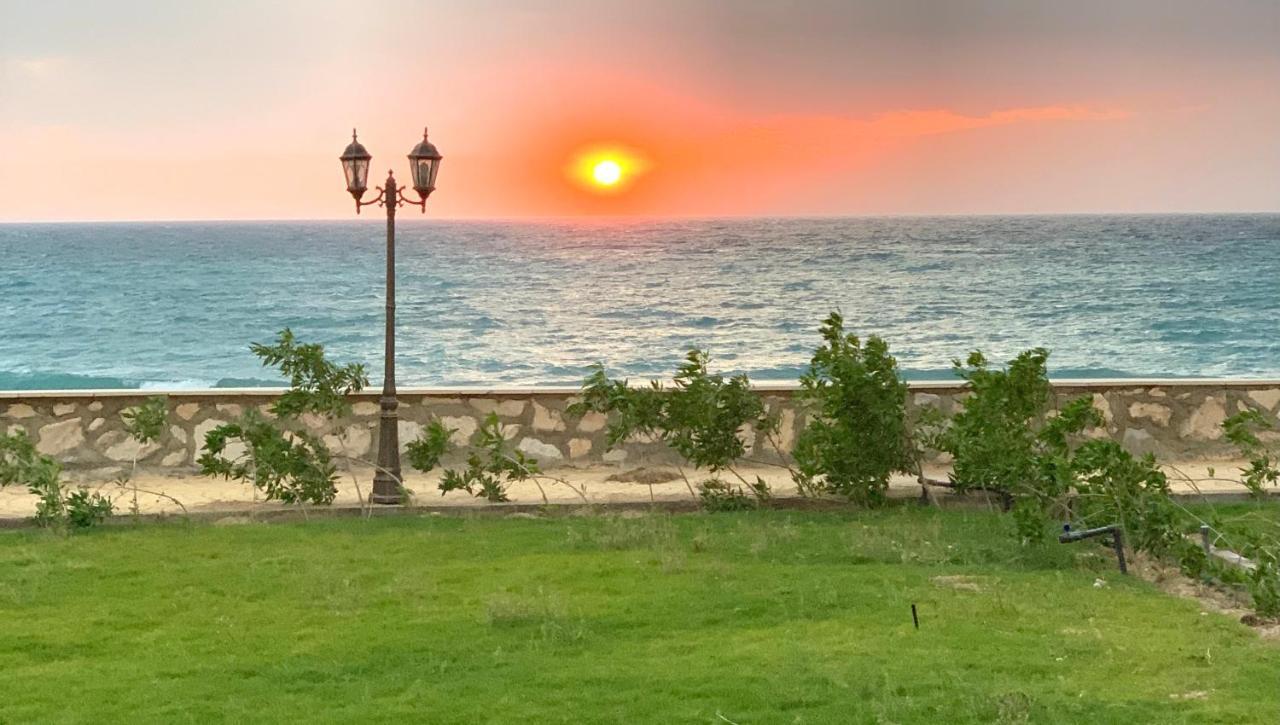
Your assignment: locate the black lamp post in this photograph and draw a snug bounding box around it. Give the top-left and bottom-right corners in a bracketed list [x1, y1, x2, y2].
[339, 127, 442, 504]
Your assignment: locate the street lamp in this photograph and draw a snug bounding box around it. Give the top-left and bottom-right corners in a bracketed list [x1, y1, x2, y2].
[339, 127, 442, 504]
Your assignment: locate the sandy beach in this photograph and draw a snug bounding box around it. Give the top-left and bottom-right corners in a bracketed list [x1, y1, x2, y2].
[0, 459, 1267, 521]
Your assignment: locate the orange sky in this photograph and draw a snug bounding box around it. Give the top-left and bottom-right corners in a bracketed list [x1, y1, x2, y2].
[1, 1, 1277, 221]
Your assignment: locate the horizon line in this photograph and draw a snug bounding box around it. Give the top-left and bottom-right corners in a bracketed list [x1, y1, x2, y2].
[4, 209, 1280, 225]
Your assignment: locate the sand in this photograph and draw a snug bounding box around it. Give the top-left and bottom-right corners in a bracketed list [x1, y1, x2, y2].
[0, 459, 1267, 520]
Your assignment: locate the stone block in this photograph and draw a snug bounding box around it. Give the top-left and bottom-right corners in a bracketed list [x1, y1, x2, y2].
[1248, 388, 1280, 412]
[603, 449, 628, 463]
[576, 411, 607, 433]
[193, 419, 228, 451]
[324, 424, 372, 457]
[913, 392, 941, 408]
[88, 418, 106, 432]
[52, 403, 77, 416]
[36, 418, 83, 456]
[100, 430, 161, 463]
[517, 437, 563, 460]
[6, 403, 36, 419]
[1180, 396, 1227, 441]
[1091, 393, 1115, 427]
[532, 402, 566, 432]
[169, 425, 188, 444]
[216, 403, 242, 416]
[397, 421, 423, 453]
[469, 398, 526, 417]
[352, 402, 379, 416]
[300, 413, 327, 431]
[1127, 401, 1171, 427]
[568, 438, 592, 458]
[175, 403, 200, 420]
[1122, 428, 1158, 456]
[440, 415, 478, 445]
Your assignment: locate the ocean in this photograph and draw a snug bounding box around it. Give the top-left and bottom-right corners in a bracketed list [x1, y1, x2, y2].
[1, 214, 1278, 391]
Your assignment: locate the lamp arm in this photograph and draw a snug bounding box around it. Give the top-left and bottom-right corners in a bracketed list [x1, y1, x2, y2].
[395, 186, 428, 212]
[356, 187, 386, 211]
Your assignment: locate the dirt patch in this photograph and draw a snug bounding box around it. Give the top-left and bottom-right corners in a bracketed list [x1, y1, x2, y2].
[931, 575, 986, 592]
[1130, 552, 1280, 640]
[606, 467, 681, 485]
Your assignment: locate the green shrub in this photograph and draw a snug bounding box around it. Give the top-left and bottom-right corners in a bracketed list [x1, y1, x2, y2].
[934, 349, 1177, 546]
[1, 429, 113, 530]
[198, 329, 367, 505]
[434, 413, 535, 503]
[568, 349, 776, 503]
[937, 349, 1056, 497]
[1223, 410, 1280, 499]
[791, 312, 914, 505]
[698, 478, 771, 512]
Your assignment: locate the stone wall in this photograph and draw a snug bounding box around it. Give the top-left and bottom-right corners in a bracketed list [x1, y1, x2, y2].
[2, 380, 1279, 476]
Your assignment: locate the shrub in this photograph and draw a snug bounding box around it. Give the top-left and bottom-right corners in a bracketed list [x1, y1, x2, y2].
[1223, 410, 1280, 499]
[698, 477, 771, 512]
[791, 312, 914, 505]
[934, 349, 1177, 545]
[198, 329, 368, 505]
[434, 413, 535, 503]
[1, 429, 113, 530]
[937, 349, 1055, 496]
[117, 395, 170, 515]
[568, 349, 777, 503]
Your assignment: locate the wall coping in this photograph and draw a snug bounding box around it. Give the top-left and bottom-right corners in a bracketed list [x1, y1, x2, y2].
[2, 378, 1279, 400]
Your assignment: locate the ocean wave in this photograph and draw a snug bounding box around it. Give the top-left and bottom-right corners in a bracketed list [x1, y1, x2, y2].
[4, 215, 1280, 389]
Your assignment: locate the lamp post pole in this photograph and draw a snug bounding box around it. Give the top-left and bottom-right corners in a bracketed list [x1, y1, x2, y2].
[374, 171, 401, 503]
[340, 128, 442, 504]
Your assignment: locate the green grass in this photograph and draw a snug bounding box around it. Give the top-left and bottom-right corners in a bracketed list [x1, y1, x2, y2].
[1188, 501, 1280, 550]
[2, 508, 1278, 723]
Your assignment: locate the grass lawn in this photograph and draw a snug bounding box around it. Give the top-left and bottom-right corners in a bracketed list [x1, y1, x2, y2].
[1189, 501, 1280, 548]
[2, 508, 1279, 723]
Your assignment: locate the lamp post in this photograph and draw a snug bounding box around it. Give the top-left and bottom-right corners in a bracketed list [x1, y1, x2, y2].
[339, 127, 442, 504]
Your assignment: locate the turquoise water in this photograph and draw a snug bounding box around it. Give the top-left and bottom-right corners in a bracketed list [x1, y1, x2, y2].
[1, 215, 1278, 390]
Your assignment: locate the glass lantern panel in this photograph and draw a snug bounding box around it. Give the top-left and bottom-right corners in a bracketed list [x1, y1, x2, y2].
[345, 158, 369, 191]
[422, 158, 439, 188]
[415, 159, 435, 190]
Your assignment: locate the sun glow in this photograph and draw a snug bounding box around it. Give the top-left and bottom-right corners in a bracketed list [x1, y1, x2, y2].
[568, 145, 650, 195]
[592, 159, 623, 186]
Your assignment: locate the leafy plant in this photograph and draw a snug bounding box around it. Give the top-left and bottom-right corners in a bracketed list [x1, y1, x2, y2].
[117, 395, 170, 515]
[698, 477, 771, 512]
[937, 349, 1055, 496]
[1246, 544, 1280, 618]
[64, 487, 116, 528]
[791, 312, 913, 505]
[406, 419, 453, 473]
[568, 349, 776, 504]
[199, 410, 339, 504]
[122, 396, 167, 444]
[430, 413, 532, 503]
[252, 328, 368, 419]
[198, 329, 368, 505]
[1223, 410, 1280, 499]
[1, 429, 113, 530]
[933, 349, 1179, 546]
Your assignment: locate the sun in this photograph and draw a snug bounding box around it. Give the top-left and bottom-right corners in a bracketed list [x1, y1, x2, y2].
[592, 159, 623, 186]
[568, 145, 650, 194]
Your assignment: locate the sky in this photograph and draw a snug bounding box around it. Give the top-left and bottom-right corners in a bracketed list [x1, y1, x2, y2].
[1, 0, 1278, 221]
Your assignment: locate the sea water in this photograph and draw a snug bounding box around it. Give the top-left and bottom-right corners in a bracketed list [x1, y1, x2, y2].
[1, 214, 1278, 390]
